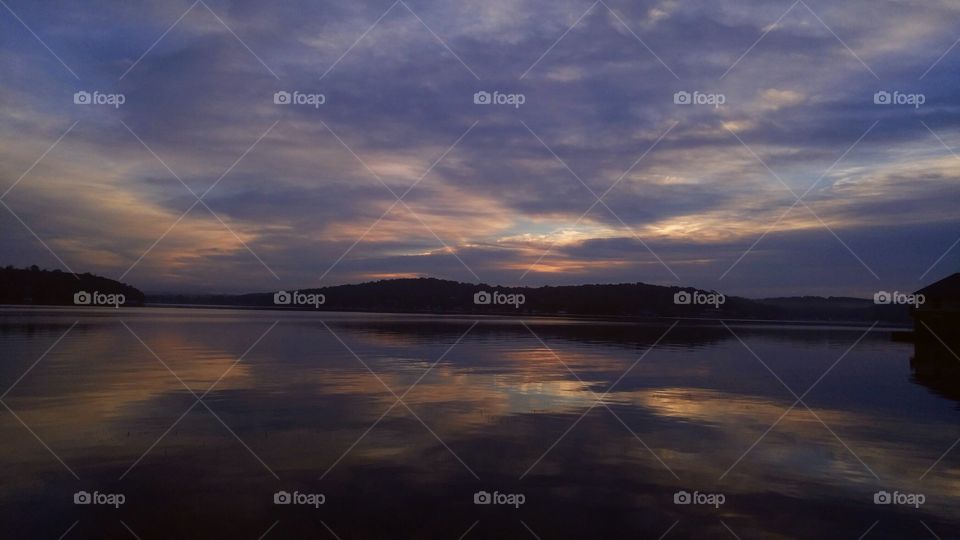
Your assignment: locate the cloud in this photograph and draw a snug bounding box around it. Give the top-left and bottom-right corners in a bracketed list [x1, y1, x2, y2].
[1, 0, 959, 295]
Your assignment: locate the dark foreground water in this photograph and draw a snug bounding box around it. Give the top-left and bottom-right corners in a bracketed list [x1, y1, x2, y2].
[0, 307, 957, 539]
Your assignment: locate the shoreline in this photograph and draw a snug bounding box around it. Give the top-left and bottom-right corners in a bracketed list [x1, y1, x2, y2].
[0, 303, 912, 330]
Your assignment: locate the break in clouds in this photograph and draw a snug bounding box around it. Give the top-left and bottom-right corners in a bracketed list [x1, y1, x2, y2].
[1, 0, 959, 296]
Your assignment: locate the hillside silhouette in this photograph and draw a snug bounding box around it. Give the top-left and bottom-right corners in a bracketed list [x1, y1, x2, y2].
[149, 277, 910, 322]
[0, 266, 145, 306]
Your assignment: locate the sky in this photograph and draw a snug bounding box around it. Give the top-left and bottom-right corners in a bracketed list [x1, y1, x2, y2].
[1, 0, 958, 297]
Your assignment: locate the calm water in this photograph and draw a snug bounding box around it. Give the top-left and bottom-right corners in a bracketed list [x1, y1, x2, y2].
[0, 308, 957, 539]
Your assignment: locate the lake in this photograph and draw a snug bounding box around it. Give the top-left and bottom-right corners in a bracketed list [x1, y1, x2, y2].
[0, 308, 957, 539]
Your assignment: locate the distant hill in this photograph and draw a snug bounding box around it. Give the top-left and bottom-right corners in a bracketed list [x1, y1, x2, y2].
[147, 277, 911, 323]
[0, 266, 145, 306]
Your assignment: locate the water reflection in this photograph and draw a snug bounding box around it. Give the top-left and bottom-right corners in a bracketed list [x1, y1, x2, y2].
[0, 308, 957, 539]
